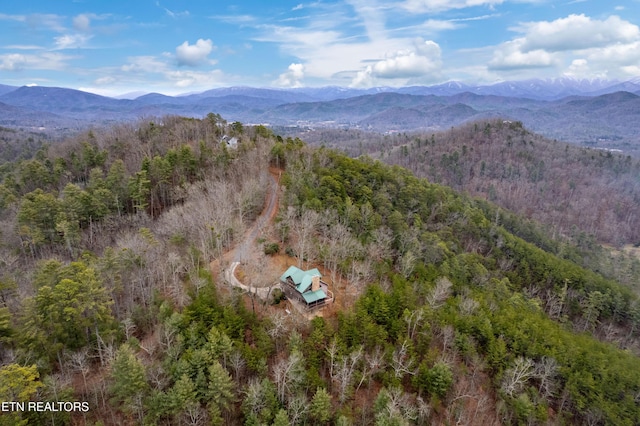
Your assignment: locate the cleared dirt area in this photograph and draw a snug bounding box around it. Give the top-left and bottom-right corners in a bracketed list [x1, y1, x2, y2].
[209, 165, 359, 321]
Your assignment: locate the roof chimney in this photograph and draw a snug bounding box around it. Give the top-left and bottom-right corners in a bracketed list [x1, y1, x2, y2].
[311, 275, 320, 292]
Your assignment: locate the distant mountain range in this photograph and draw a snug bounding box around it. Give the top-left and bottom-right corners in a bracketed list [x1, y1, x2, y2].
[1, 77, 640, 151]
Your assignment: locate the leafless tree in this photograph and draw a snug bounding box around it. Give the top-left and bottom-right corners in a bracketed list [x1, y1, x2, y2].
[356, 345, 385, 392]
[121, 317, 137, 341]
[287, 394, 309, 425]
[403, 307, 425, 341]
[534, 356, 559, 400]
[183, 404, 208, 426]
[459, 297, 480, 316]
[272, 350, 305, 403]
[229, 350, 246, 382]
[347, 258, 373, 293]
[501, 357, 535, 397]
[68, 348, 90, 391]
[331, 346, 363, 403]
[391, 340, 416, 379]
[427, 277, 453, 309]
[326, 338, 340, 388]
[290, 209, 320, 268]
[268, 311, 290, 352]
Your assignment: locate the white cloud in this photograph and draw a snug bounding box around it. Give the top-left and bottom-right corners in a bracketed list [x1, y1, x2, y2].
[0, 53, 28, 71]
[253, 17, 410, 84]
[621, 65, 640, 75]
[573, 41, 640, 78]
[489, 39, 556, 70]
[166, 69, 225, 88]
[0, 52, 72, 71]
[211, 14, 256, 25]
[274, 63, 305, 87]
[4, 45, 43, 50]
[156, 1, 190, 18]
[402, 0, 504, 13]
[487, 14, 640, 76]
[54, 33, 92, 49]
[563, 59, 607, 79]
[515, 14, 639, 52]
[26, 14, 66, 33]
[346, 0, 388, 42]
[584, 41, 640, 64]
[254, 25, 342, 51]
[0, 13, 26, 23]
[122, 56, 168, 73]
[94, 76, 116, 85]
[73, 14, 91, 32]
[422, 19, 460, 32]
[175, 39, 215, 66]
[352, 39, 442, 87]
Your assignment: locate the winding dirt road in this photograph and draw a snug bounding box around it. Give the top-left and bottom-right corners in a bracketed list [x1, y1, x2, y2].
[233, 171, 279, 263]
[222, 169, 281, 300]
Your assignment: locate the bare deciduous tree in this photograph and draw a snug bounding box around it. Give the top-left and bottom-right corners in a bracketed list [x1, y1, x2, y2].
[331, 346, 363, 403]
[272, 350, 305, 404]
[391, 340, 417, 379]
[290, 208, 320, 268]
[427, 277, 453, 309]
[501, 357, 535, 397]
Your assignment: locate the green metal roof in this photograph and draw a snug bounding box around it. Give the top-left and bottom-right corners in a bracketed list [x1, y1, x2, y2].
[280, 266, 324, 295]
[302, 289, 327, 304]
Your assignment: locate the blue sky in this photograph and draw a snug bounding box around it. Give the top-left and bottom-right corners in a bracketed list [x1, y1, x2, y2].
[1, 0, 639, 96]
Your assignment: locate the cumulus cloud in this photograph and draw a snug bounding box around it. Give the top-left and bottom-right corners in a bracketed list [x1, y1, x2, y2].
[351, 39, 442, 87]
[488, 14, 640, 74]
[175, 39, 215, 66]
[583, 41, 640, 64]
[563, 59, 607, 79]
[516, 14, 639, 52]
[274, 63, 305, 88]
[488, 39, 556, 70]
[580, 41, 640, 78]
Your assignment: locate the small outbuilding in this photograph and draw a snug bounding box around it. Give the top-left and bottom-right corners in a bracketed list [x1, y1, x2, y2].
[221, 135, 239, 148]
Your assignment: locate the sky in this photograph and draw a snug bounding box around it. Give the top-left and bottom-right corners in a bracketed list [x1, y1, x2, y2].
[1, 0, 640, 96]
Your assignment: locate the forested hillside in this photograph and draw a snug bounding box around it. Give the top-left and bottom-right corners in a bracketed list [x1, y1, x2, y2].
[375, 119, 640, 246]
[0, 126, 52, 165]
[1, 116, 640, 425]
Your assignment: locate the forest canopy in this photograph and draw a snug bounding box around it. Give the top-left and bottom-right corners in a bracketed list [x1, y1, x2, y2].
[0, 116, 639, 425]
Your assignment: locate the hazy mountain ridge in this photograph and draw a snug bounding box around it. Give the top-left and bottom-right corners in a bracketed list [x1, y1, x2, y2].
[1, 78, 640, 152]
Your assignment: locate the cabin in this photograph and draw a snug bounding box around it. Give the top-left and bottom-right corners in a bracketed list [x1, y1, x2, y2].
[279, 266, 333, 309]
